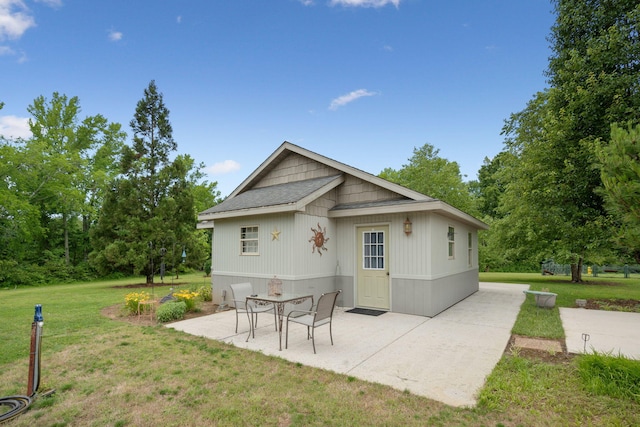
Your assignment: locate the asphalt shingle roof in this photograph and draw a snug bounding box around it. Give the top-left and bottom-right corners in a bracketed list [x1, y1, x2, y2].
[201, 175, 342, 215]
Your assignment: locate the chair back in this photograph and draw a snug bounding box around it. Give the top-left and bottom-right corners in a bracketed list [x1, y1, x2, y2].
[230, 283, 253, 306]
[314, 290, 341, 322]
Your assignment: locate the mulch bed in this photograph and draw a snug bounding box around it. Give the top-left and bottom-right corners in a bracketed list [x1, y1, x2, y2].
[583, 299, 640, 311]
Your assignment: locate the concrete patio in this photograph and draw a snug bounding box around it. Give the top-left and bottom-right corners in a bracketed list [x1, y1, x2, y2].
[168, 282, 528, 407]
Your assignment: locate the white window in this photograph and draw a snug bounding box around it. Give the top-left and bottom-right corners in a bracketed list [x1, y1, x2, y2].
[363, 231, 385, 269]
[241, 226, 259, 255]
[448, 226, 455, 259]
[468, 232, 473, 267]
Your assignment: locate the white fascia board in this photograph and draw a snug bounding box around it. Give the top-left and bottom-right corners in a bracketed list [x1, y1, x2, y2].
[227, 142, 291, 198]
[198, 203, 300, 221]
[329, 200, 489, 230]
[197, 220, 214, 230]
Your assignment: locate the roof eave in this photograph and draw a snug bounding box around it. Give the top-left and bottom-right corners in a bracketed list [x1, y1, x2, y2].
[329, 200, 489, 230]
[198, 203, 302, 221]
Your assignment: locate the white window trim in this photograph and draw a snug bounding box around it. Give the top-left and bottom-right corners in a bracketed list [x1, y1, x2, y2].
[362, 230, 385, 270]
[240, 225, 259, 256]
[468, 232, 473, 267]
[448, 226, 455, 260]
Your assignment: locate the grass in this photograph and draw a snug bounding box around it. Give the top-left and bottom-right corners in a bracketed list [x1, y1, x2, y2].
[481, 271, 640, 339]
[1, 272, 639, 426]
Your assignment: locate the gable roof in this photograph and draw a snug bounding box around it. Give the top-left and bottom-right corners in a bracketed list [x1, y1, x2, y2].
[229, 142, 432, 202]
[198, 142, 488, 230]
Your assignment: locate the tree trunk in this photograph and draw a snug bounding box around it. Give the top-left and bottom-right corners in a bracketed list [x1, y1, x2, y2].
[571, 257, 584, 282]
[63, 212, 70, 266]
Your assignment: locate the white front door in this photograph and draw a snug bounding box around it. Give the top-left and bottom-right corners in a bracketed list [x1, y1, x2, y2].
[357, 226, 390, 310]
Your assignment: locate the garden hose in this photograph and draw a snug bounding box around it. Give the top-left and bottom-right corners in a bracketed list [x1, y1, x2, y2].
[0, 305, 55, 424]
[0, 395, 33, 423]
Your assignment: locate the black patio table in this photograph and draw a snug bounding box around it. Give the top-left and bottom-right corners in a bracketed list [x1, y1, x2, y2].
[246, 293, 314, 350]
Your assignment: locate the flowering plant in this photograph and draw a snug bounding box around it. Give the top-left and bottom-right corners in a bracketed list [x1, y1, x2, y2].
[173, 289, 200, 312]
[124, 291, 151, 314]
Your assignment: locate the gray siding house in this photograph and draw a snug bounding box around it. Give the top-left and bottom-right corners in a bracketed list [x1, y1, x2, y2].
[198, 142, 488, 317]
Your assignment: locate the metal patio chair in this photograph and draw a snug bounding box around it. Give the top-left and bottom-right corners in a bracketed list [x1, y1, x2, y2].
[229, 282, 277, 338]
[285, 290, 341, 354]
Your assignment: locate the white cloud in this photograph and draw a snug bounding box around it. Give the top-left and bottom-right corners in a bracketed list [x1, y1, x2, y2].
[176, 15, 182, 24]
[329, 0, 400, 8]
[108, 28, 122, 41]
[0, 115, 31, 139]
[0, 45, 14, 55]
[298, 0, 314, 5]
[0, 0, 36, 40]
[36, 0, 62, 7]
[329, 89, 376, 110]
[206, 160, 241, 175]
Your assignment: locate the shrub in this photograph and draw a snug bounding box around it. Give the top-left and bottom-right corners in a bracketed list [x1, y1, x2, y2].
[156, 301, 187, 323]
[173, 289, 200, 312]
[124, 291, 151, 315]
[197, 285, 212, 302]
[578, 351, 640, 402]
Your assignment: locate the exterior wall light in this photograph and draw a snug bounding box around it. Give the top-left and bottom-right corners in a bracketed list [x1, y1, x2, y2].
[403, 217, 412, 236]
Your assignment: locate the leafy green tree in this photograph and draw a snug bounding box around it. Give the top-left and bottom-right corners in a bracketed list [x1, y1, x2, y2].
[490, 1, 640, 281]
[0, 95, 125, 284]
[26, 94, 126, 266]
[471, 151, 513, 219]
[597, 123, 640, 263]
[90, 81, 218, 283]
[379, 143, 476, 214]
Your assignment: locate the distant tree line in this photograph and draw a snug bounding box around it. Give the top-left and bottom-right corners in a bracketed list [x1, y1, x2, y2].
[0, 81, 220, 286]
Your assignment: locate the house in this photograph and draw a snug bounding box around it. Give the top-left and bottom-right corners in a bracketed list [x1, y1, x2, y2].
[198, 142, 488, 317]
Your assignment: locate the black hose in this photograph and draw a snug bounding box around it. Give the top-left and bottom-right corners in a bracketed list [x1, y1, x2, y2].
[0, 395, 33, 423]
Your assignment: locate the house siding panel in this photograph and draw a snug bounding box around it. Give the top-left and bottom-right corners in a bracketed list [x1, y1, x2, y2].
[255, 153, 340, 188]
[211, 214, 296, 281]
[337, 175, 402, 204]
[392, 269, 478, 317]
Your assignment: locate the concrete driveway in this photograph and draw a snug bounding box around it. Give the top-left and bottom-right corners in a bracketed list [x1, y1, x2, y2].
[168, 282, 528, 407]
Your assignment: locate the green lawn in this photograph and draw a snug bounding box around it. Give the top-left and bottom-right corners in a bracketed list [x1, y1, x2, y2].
[0, 273, 639, 426]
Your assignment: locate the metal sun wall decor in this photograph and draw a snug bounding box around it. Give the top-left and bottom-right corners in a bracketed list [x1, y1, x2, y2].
[309, 223, 329, 256]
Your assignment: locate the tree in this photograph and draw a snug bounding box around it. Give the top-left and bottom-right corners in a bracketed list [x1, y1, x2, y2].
[470, 151, 513, 219]
[0, 94, 125, 284]
[597, 123, 640, 263]
[491, 1, 640, 281]
[26, 94, 125, 266]
[90, 81, 217, 283]
[379, 143, 477, 214]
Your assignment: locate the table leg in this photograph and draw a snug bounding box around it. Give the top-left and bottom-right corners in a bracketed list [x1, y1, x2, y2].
[245, 308, 253, 342]
[276, 302, 285, 350]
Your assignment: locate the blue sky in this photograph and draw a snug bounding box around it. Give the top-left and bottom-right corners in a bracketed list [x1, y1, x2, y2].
[1, 0, 555, 197]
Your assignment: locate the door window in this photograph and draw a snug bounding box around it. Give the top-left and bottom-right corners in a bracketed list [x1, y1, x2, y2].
[363, 231, 385, 269]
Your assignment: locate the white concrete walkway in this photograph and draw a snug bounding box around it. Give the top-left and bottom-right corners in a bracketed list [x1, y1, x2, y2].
[168, 282, 528, 407]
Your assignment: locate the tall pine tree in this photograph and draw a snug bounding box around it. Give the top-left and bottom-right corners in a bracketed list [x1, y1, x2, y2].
[91, 81, 205, 283]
